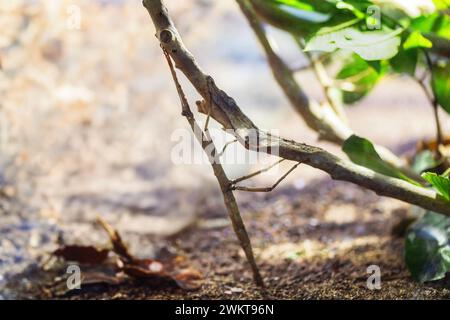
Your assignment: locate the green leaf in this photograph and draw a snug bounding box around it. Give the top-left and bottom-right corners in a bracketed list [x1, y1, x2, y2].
[305, 26, 403, 61]
[442, 167, 450, 177]
[333, 0, 366, 18]
[250, 0, 343, 37]
[273, 0, 315, 11]
[411, 13, 450, 39]
[432, 0, 450, 10]
[342, 135, 420, 185]
[412, 150, 441, 173]
[336, 54, 384, 103]
[405, 211, 450, 282]
[422, 172, 450, 201]
[403, 31, 433, 49]
[431, 59, 450, 114]
[379, 0, 437, 18]
[389, 47, 418, 75]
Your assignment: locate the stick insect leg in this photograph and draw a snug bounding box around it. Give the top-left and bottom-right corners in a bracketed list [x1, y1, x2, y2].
[203, 106, 211, 132]
[231, 161, 301, 193]
[217, 139, 238, 158]
[231, 159, 285, 185]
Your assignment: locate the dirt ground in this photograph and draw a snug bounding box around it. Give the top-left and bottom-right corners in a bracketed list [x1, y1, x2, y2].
[2, 179, 450, 299]
[1, 0, 450, 300]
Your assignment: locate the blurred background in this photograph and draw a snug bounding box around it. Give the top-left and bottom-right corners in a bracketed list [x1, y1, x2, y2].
[0, 0, 449, 299]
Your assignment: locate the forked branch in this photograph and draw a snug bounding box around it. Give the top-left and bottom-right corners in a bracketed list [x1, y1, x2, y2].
[161, 48, 265, 288]
[142, 0, 450, 217]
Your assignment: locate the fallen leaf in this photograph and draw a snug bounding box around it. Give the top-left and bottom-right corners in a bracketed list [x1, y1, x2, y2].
[54, 217, 203, 291]
[121, 260, 202, 290]
[121, 264, 175, 284]
[81, 272, 125, 286]
[53, 245, 109, 265]
[173, 268, 203, 290]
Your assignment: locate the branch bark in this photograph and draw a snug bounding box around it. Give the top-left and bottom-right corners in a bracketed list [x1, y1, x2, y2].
[142, 0, 450, 216]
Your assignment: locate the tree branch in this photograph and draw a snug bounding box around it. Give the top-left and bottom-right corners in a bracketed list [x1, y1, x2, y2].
[142, 0, 450, 216]
[161, 48, 264, 288]
[236, 0, 417, 178]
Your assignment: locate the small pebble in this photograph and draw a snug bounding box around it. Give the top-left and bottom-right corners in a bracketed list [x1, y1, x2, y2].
[230, 287, 243, 293]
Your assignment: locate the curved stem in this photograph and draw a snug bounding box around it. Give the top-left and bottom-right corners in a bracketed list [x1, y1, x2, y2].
[423, 51, 443, 148]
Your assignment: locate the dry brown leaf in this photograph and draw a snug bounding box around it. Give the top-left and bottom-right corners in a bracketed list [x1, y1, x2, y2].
[53, 245, 109, 265]
[121, 262, 202, 291]
[54, 217, 203, 291]
[81, 272, 125, 286]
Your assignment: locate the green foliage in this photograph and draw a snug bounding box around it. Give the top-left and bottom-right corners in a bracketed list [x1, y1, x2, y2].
[411, 12, 450, 40]
[431, 59, 450, 114]
[422, 172, 450, 201]
[304, 26, 403, 61]
[254, 0, 449, 106]
[250, 0, 338, 37]
[403, 31, 433, 49]
[405, 211, 450, 282]
[412, 150, 441, 173]
[342, 135, 419, 185]
[389, 46, 418, 75]
[336, 54, 385, 103]
[433, 0, 450, 10]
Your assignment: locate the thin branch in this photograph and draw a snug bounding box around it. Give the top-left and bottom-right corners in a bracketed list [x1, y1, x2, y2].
[161, 48, 265, 288]
[295, 38, 347, 123]
[291, 62, 312, 72]
[204, 107, 212, 132]
[232, 162, 301, 192]
[203, 84, 213, 132]
[310, 54, 348, 122]
[143, 0, 450, 216]
[423, 51, 444, 148]
[415, 77, 443, 151]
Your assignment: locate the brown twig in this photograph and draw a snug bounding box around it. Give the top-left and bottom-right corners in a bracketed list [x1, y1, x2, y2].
[97, 216, 135, 263]
[217, 139, 238, 158]
[161, 48, 265, 288]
